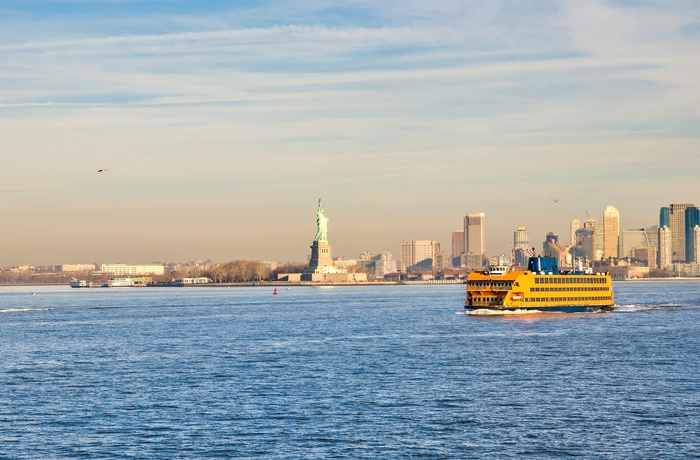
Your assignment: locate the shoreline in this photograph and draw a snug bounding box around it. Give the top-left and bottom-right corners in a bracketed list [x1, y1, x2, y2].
[3, 278, 700, 288]
[618, 277, 700, 281]
[0, 280, 468, 288]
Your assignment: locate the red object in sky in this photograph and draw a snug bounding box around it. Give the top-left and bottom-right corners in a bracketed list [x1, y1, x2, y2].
[97, 169, 108, 173]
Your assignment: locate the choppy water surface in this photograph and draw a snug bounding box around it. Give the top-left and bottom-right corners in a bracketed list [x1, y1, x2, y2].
[1, 282, 699, 458]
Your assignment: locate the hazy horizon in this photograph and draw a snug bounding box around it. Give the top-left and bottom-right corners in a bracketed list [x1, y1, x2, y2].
[1, 1, 699, 266]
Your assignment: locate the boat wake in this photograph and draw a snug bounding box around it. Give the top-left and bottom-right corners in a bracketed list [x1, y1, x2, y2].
[612, 304, 695, 313]
[0, 308, 54, 313]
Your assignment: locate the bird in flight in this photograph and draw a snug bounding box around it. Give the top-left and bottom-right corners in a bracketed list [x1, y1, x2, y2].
[551, 198, 560, 203]
[97, 169, 109, 173]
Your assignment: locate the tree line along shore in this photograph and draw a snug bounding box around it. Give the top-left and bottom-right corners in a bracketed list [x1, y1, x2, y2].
[0, 260, 369, 286]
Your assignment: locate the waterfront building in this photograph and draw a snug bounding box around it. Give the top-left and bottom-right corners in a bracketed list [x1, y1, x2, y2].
[666, 203, 695, 262]
[435, 252, 452, 271]
[543, 232, 569, 268]
[603, 205, 620, 259]
[60, 263, 97, 272]
[514, 227, 528, 250]
[173, 277, 211, 284]
[333, 259, 359, 269]
[512, 227, 530, 267]
[373, 253, 397, 279]
[575, 228, 595, 261]
[451, 230, 465, 260]
[359, 251, 378, 261]
[513, 248, 529, 268]
[401, 240, 440, 272]
[620, 226, 658, 259]
[488, 254, 512, 267]
[101, 264, 165, 276]
[695, 226, 700, 265]
[675, 263, 700, 277]
[263, 261, 278, 271]
[633, 246, 657, 269]
[570, 219, 581, 247]
[584, 218, 604, 260]
[658, 225, 672, 270]
[463, 213, 485, 256]
[684, 207, 700, 262]
[460, 253, 485, 270]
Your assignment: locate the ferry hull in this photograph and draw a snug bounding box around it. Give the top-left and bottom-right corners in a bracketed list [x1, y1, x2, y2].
[466, 304, 613, 314]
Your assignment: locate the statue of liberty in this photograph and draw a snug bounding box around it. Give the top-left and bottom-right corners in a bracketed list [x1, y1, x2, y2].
[314, 198, 329, 242]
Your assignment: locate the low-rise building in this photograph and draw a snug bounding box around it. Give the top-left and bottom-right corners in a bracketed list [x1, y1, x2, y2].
[101, 264, 165, 276]
[60, 264, 97, 272]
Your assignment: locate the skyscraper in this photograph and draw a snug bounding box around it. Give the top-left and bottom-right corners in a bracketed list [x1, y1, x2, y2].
[570, 219, 581, 247]
[513, 227, 528, 250]
[513, 227, 530, 267]
[685, 207, 700, 263]
[576, 227, 595, 261]
[660, 207, 669, 227]
[401, 240, 440, 272]
[464, 213, 485, 256]
[603, 205, 620, 259]
[658, 225, 672, 270]
[620, 226, 658, 259]
[451, 230, 465, 259]
[584, 218, 604, 260]
[694, 226, 700, 266]
[667, 203, 695, 262]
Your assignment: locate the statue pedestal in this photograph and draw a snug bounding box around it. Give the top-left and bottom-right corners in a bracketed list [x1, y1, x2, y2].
[304, 241, 335, 273]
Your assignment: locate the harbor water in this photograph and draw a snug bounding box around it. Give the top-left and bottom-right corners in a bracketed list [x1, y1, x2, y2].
[1, 282, 699, 458]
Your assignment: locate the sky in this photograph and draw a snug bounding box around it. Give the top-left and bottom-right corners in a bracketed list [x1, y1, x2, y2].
[1, 0, 699, 266]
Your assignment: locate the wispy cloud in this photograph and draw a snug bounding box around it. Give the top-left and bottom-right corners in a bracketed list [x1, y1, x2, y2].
[1, 1, 699, 264]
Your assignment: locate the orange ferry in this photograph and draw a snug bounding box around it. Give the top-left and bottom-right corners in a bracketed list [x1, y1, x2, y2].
[465, 256, 614, 313]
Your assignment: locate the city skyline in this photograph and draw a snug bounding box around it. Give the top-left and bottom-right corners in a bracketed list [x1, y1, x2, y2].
[1, 1, 699, 265]
[3, 200, 697, 269]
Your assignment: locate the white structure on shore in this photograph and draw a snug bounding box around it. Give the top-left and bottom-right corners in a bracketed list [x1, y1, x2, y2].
[60, 263, 97, 272]
[101, 264, 165, 276]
